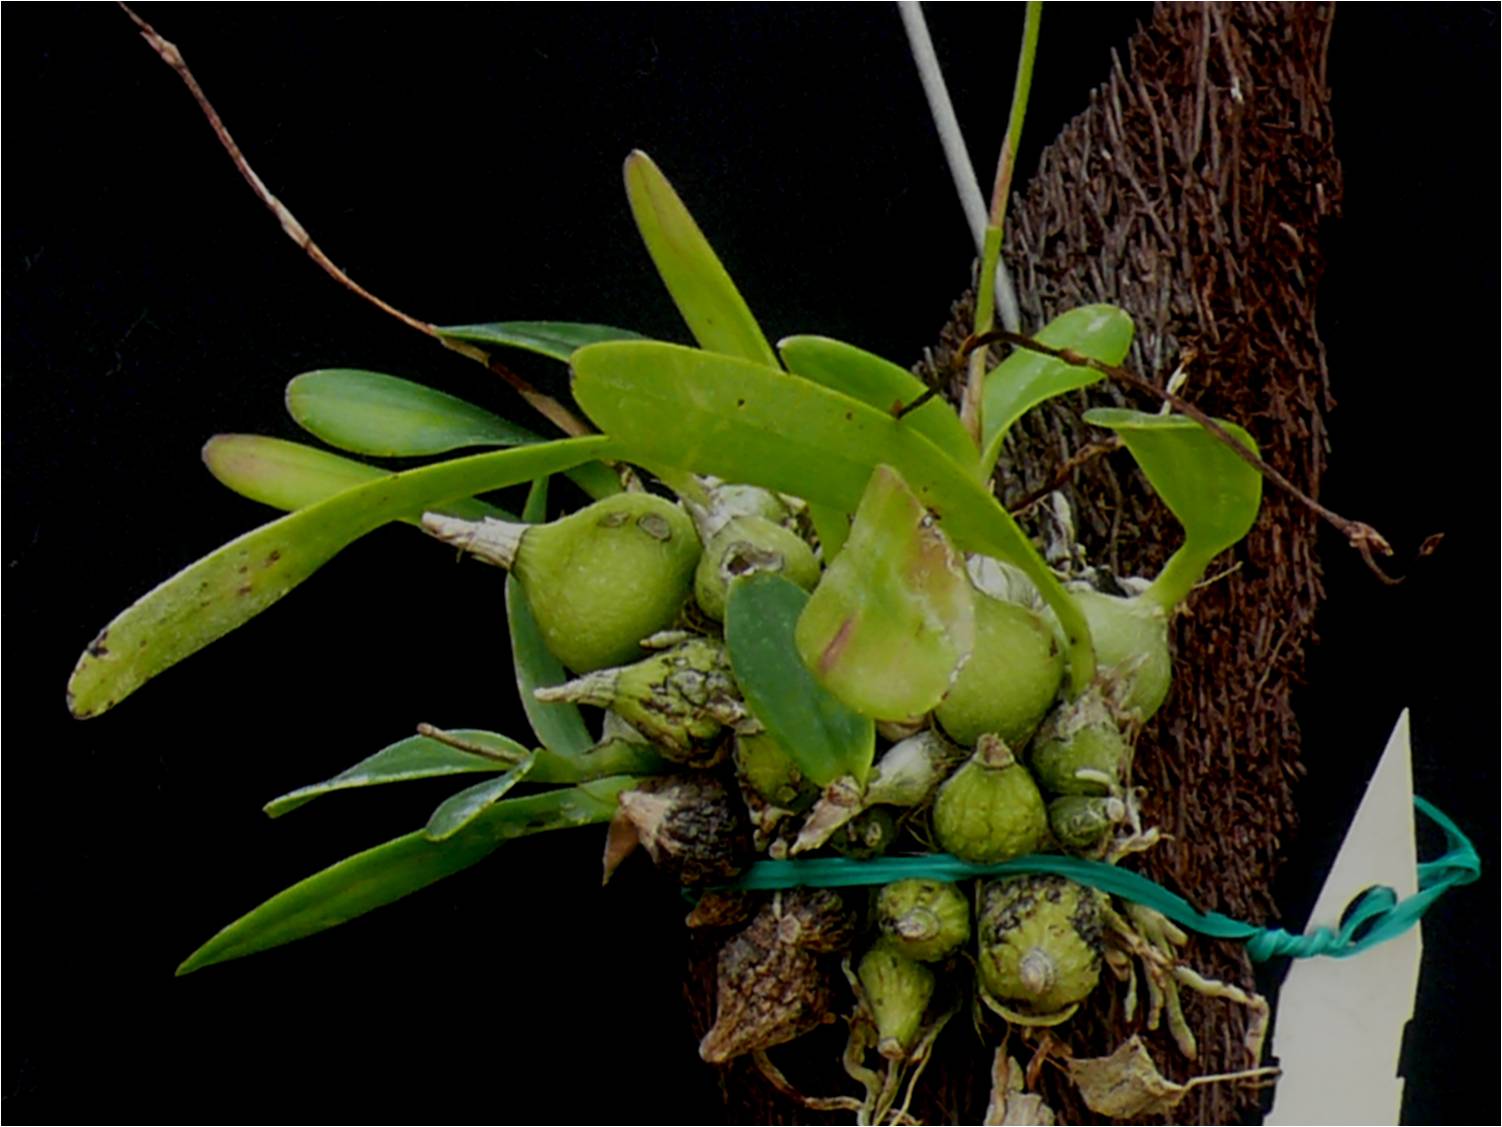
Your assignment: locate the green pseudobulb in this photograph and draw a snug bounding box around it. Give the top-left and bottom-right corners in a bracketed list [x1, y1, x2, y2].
[734, 730, 818, 811]
[932, 735, 1047, 864]
[1070, 586, 1171, 720]
[535, 637, 740, 764]
[516, 493, 700, 673]
[935, 591, 1063, 747]
[1029, 689, 1130, 796]
[875, 879, 971, 963]
[978, 875, 1104, 1018]
[1047, 794, 1125, 851]
[858, 942, 935, 1060]
[695, 515, 819, 621]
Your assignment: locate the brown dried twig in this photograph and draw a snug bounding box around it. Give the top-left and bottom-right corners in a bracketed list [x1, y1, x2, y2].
[119, 3, 592, 440]
[960, 328, 1402, 583]
[1007, 437, 1122, 516]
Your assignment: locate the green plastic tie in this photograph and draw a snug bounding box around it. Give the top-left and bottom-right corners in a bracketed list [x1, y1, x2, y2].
[732, 797, 1479, 963]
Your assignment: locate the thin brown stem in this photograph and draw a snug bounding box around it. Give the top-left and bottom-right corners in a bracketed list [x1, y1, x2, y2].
[959, 328, 1401, 582]
[414, 723, 518, 764]
[1007, 437, 1122, 515]
[119, 4, 592, 439]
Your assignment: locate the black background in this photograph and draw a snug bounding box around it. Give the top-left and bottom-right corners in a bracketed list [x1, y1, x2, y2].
[5, 5, 1496, 1124]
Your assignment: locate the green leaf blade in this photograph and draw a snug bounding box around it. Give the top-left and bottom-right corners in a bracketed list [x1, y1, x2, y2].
[264, 730, 526, 818]
[507, 477, 595, 757]
[177, 776, 635, 975]
[436, 321, 647, 363]
[424, 750, 538, 841]
[202, 435, 509, 524]
[725, 573, 875, 787]
[286, 369, 543, 456]
[571, 340, 1097, 692]
[68, 435, 619, 719]
[779, 335, 977, 470]
[979, 305, 1135, 474]
[1083, 407, 1262, 609]
[623, 150, 779, 367]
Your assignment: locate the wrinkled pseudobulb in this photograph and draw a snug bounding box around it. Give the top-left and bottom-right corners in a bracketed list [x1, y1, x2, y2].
[977, 875, 1104, 1019]
[699, 889, 856, 1063]
[932, 734, 1047, 864]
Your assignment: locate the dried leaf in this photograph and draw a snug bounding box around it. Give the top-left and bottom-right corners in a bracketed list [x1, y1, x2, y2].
[985, 1051, 1056, 1126]
[1067, 1035, 1186, 1118]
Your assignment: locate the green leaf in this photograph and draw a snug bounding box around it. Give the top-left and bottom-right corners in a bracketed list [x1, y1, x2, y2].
[724, 573, 875, 787]
[264, 731, 524, 818]
[424, 750, 538, 841]
[807, 502, 851, 563]
[507, 477, 594, 757]
[779, 335, 977, 470]
[979, 305, 1135, 475]
[795, 466, 974, 722]
[280, 371, 621, 501]
[177, 776, 636, 974]
[623, 150, 779, 368]
[572, 340, 1097, 693]
[68, 435, 619, 719]
[286, 369, 543, 456]
[436, 321, 647, 363]
[202, 435, 510, 524]
[1083, 407, 1262, 609]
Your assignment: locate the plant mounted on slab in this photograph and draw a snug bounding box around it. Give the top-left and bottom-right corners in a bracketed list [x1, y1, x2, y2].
[25, 4, 1488, 1125]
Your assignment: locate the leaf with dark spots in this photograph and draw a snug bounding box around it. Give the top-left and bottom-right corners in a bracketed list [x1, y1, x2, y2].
[779, 335, 976, 470]
[67, 436, 619, 719]
[570, 340, 1098, 693]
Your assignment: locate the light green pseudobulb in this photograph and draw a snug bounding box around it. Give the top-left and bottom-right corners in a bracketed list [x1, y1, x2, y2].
[932, 734, 1047, 864]
[695, 515, 819, 621]
[935, 591, 1063, 747]
[857, 942, 935, 1060]
[875, 879, 971, 963]
[1070, 586, 1171, 720]
[425, 493, 700, 673]
[1029, 689, 1130, 796]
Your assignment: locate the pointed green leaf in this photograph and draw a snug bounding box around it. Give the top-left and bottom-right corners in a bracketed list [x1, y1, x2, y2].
[286, 369, 543, 456]
[436, 321, 648, 363]
[177, 776, 636, 974]
[572, 340, 1096, 693]
[264, 731, 521, 818]
[623, 150, 779, 367]
[795, 466, 974, 722]
[979, 305, 1135, 475]
[202, 435, 510, 524]
[724, 573, 875, 787]
[424, 749, 538, 841]
[68, 435, 619, 719]
[279, 370, 621, 500]
[1083, 407, 1261, 609]
[507, 477, 594, 756]
[779, 335, 977, 470]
